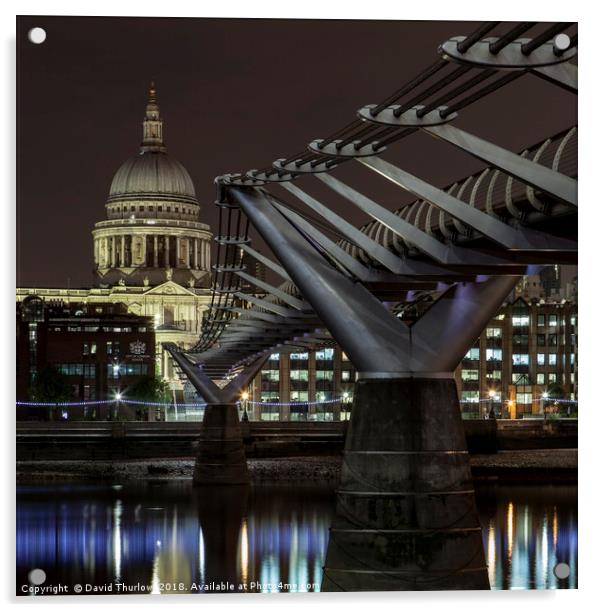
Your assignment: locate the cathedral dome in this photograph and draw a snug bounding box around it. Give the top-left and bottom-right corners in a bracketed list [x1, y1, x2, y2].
[106, 82, 197, 206]
[108, 152, 197, 204]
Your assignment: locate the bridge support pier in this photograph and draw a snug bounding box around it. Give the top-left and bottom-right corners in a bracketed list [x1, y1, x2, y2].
[166, 347, 268, 486]
[228, 186, 523, 590]
[322, 376, 488, 591]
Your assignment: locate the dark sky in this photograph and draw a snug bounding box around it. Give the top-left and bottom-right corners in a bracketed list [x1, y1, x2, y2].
[17, 16, 577, 287]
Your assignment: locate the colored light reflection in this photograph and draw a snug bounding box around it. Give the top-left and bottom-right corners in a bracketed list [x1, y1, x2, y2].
[16, 482, 576, 594]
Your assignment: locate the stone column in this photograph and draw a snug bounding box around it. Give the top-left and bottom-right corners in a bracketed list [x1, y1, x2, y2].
[120, 235, 125, 268]
[140, 234, 147, 267]
[175, 236, 181, 268]
[186, 238, 192, 268]
[194, 238, 199, 269]
[165, 235, 170, 267]
[153, 235, 159, 267]
[111, 237, 116, 267]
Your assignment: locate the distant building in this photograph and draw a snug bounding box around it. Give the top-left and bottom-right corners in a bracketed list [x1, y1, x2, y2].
[455, 297, 577, 418]
[17, 84, 213, 393]
[17, 296, 156, 420]
[247, 297, 577, 421]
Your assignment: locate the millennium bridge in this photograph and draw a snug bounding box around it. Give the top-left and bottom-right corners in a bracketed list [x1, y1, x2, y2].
[164, 21, 577, 591]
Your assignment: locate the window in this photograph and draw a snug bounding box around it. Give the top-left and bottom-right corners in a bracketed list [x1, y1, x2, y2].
[486, 349, 502, 361]
[513, 334, 529, 346]
[461, 390, 479, 403]
[57, 364, 96, 378]
[570, 353, 575, 365]
[485, 370, 502, 380]
[549, 314, 558, 327]
[570, 315, 577, 326]
[486, 327, 502, 338]
[461, 369, 479, 381]
[512, 354, 529, 366]
[537, 373, 545, 385]
[315, 348, 334, 360]
[537, 334, 546, 346]
[316, 370, 334, 381]
[537, 314, 546, 327]
[537, 353, 546, 366]
[464, 348, 480, 360]
[290, 391, 309, 402]
[516, 393, 532, 405]
[290, 352, 309, 360]
[341, 352, 350, 362]
[549, 354, 557, 366]
[548, 334, 557, 346]
[269, 353, 280, 360]
[512, 315, 529, 327]
[290, 370, 309, 381]
[82, 343, 96, 356]
[341, 371, 351, 382]
[549, 373, 557, 383]
[261, 369, 279, 382]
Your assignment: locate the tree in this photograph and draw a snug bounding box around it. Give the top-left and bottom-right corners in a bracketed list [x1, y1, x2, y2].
[29, 365, 72, 403]
[125, 375, 170, 402]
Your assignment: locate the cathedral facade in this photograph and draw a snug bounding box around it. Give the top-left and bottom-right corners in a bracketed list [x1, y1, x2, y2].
[17, 84, 213, 384]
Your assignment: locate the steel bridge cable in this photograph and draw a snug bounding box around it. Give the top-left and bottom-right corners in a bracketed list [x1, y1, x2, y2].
[369, 59, 448, 117]
[416, 69, 497, 117]
[456, 21, 501, 53]
[317, 118, 365, 150]
[521, 22, 572, 55]
[393, 65, 473, 117]
[440, 71, 524, 117]
[489, 22, 536, 54]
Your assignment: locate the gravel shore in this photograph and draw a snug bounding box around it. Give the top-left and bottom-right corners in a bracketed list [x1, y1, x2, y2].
[16, 450, 576, 484]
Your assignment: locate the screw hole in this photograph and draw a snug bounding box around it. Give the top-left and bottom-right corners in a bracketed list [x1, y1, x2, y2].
[28, 27, 46, 45]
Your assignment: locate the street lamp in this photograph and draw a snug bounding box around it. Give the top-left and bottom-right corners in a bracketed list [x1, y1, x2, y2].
[541, 391, 549, 419]
[241, 390, 249, 422]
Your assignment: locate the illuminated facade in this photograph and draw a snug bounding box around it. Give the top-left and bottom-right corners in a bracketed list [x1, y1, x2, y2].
[17, 84, 213, 386]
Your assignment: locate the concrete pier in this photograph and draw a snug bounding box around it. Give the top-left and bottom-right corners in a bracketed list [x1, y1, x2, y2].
[193, 404, 249, 486]
[321, 377, 490, 591]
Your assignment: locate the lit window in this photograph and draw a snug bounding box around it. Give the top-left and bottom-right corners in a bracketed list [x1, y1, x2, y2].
[315, 348, 334, 360]
[461, 390, 479, 403]
[549, 373, 557, 383]
[512, 354, 529, 366]
[290, 352, 309, 360]
[341, 371, 351, 382]
[464, 348, 479, 360]
[485, 370, 502, 380]
[537, 373, 545, 385]
[486, 327, 502, 338]
[516, 393, 532, 405]
[512, 315, 530, 326]
[341, 352, 350, 362]
[549, 354, 557, 366]
[549, 314, 558, 327]
[537, 314, 546, 327]
[461, 369, 479, 381]
[486, 349, 502, 361]
[537, 353, 546, 366]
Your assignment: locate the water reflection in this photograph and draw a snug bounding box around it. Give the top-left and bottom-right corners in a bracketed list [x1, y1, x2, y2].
[16, 482, 576, 594]
[476, 484, 578, 589]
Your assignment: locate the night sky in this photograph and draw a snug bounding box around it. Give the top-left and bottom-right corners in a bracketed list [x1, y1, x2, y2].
[17, 17, 577, 287]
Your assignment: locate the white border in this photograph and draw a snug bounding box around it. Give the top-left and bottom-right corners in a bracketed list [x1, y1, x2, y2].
[2, 1, 599, 610]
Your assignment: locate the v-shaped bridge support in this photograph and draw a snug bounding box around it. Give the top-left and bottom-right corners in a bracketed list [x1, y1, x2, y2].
[165, 346, 268, 485]
[228, 185, 524, 591]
